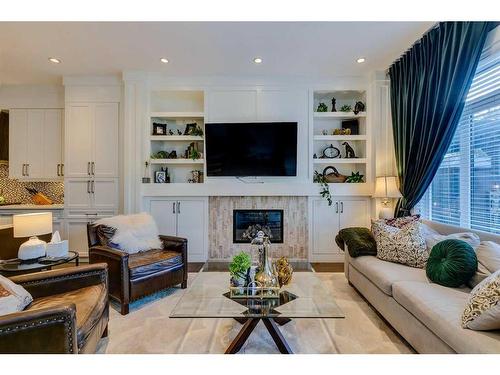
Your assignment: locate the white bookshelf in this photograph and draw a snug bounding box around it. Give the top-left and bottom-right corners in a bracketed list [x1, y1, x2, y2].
[150, 111, 204, 118]
[313, 158, 368, 164]
[150, 159, 205, 165]
[313, 111, 366, 119]
[150, 135, 204, 141]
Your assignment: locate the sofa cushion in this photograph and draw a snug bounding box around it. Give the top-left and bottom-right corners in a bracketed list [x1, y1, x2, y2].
[128, 249, 183, 280]
[28, 284, 107, 346]
[349, 255, 428, 296]
[392, 281, 500, 353]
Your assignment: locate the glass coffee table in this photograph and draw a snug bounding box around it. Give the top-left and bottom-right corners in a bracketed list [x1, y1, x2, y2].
[170, 268, 344, 354]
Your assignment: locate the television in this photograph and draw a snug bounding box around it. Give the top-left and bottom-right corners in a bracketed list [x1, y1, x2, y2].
[205, 122, 297, 177]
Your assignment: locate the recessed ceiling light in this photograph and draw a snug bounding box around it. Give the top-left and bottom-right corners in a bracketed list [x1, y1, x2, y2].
[253, 57, 263, 64]
[48, 57, 61, 64]
[160, 58, 169, 64]
[356, 57, 366, 64]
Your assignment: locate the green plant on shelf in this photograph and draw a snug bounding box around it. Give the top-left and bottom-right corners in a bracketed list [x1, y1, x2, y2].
[340, 104, 352, 112]
[345, 171, 365, 183]
[150, 151, 169, 159]
[189, 149, 201, 160]
[313, 171, 333, 206]
[189, 126, 204, 137]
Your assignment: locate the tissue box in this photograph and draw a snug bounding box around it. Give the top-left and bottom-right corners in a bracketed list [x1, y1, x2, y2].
[45, 240, 69, 258]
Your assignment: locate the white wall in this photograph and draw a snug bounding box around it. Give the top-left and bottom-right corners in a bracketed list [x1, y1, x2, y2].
[0, 85, 64, 109]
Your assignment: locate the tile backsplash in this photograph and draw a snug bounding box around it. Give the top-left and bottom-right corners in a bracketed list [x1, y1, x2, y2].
[0, 163, 64, 204]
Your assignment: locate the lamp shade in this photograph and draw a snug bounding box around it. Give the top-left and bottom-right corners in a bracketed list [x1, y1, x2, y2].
[373, 176, 402, 198]
[13, 212, 53, 238]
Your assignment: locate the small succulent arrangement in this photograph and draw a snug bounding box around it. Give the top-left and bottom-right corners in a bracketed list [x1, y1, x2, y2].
[345, 171, 364, 183]
[313, 171, 333, 206]
[229, 251, 252, 287]
[189, 148, 202, 160]
[316, 102, 328, 112]
[340, 104, 352, 112]
[189, 126, 204, 137]
[151, 151, 169, 159]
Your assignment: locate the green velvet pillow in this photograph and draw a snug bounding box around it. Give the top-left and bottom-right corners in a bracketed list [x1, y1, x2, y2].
[426, 239, 477, 288]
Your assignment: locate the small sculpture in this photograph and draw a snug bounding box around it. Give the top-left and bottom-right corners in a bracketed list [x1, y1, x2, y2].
[342, 142, 356, 158]
[317, 102, 328, 112]
[274, 257, 293, 287]
[322, 129, 328, 135]
[353, 101, 365, 115]
[168, 129, 174, 135]
[331, 97, 337, 112]
[167, 150, 177, 159]
[177, 129, 183, 135]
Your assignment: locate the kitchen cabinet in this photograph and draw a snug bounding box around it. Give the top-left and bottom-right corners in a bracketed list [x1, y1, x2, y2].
[310, 197, 369, 262]
[146, 197, 208, 262]
[65, 178, 119, 217]
[9, 109, 63, 180]
[65, 102, 119, 178]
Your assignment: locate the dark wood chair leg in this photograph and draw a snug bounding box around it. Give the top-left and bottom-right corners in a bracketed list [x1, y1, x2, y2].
[225, 318, 260, 354]
[181, 280, 187, 289]
[121, 303, 129, 315]
[101, 325, 109, 338]
[262, 318, 293, 354]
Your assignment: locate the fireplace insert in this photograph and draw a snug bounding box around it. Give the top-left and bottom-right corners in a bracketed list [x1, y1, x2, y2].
[233, 209, 284, 243]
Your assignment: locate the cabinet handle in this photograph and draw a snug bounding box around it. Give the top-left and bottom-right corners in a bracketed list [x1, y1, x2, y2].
[57, 164, 60, 176]
[177, 201, 180, 214]
[335, 202, 338, 214]
[91, 180, 95, 194]
[26, 164, 29, 176]
[61, 163, 64, 176]
[340, 202, 344, 214]
[87, 180, 91, 194]
[91, 162, 95, 176]
[87, 162, 91, 175]
[22, 164, 25, 176]
[172, 202, 176, 214]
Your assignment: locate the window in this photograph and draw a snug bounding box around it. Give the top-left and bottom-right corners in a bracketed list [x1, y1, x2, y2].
[416, 30, 500, 234]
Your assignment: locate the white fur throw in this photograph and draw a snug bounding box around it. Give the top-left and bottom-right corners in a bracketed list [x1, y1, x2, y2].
[0, 275, 33, 316]
[95, 213, 162, 254]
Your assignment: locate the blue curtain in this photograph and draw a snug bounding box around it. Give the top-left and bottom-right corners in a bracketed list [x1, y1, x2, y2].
[388, 22, 496, 217]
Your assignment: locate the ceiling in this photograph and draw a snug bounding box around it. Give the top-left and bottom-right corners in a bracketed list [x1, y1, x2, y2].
[0, 22, 434, 85]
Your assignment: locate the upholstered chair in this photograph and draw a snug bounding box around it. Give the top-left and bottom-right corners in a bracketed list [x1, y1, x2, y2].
[87, 223, 187, 315]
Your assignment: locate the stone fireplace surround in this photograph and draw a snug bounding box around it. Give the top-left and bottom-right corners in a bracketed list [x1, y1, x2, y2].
[208, 196, 308, 261]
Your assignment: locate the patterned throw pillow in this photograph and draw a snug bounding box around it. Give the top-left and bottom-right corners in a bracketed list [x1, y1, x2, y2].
[382, 214, 421, 228]
[462, 269, 500, 331]
[372, 220, 428, 268]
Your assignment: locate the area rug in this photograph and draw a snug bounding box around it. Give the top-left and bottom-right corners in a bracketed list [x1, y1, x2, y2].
[96, 272, 413, 354]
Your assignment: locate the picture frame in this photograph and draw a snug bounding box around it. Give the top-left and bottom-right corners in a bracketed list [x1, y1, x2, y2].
[152, 123, 167, 135]
[154, 170, 166, 183]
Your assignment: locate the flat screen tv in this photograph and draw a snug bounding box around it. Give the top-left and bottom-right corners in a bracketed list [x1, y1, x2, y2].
[205, 122, 297, 177]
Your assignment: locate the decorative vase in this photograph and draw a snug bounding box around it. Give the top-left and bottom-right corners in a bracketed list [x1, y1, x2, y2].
[254, 235, 279, 289]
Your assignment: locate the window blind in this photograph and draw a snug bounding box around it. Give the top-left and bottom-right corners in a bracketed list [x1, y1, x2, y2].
[416, 30, 500, 235]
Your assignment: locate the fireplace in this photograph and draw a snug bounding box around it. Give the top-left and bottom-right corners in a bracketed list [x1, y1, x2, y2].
[233, 209, 284, 243]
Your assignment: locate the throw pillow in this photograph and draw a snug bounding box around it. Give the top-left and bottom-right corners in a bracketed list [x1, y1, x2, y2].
[0, 275, 33, 316]
[425, 232, 480, 251]
[95, 213, 162, 254]
[372, 220, 428, 268]
[462, 269, 500, 331]
[426, 239, 477, 287]
[375, 214, 421, 229]
[468, 241, 500, 288]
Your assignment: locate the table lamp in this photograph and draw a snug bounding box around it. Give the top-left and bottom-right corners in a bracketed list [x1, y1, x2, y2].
[373, 176, 402, 219]
[13, 212, 53, 260]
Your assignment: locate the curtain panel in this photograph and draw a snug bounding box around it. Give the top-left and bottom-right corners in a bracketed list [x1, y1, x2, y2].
[388, 21, 496, 217]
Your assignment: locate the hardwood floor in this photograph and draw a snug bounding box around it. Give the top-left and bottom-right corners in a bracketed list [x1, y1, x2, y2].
[311, 263, 344, 273]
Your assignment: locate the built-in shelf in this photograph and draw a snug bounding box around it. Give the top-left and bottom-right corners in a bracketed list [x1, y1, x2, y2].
[150, 159, 205, 165]
[313, 158, 368, 164]
[150, 112, 205, 118]
[313, 135, 367, 141]
[313, 112, 366, 119]
[150, 135, 204, 141]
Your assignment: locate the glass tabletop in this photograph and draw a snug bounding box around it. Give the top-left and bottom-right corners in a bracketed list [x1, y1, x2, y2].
[0, 251, 79, 273]
[170, 270, 345, 319]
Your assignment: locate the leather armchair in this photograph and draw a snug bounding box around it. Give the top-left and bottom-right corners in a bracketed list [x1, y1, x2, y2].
[0, 264, 109, 354]
[87, 224, 187, 315]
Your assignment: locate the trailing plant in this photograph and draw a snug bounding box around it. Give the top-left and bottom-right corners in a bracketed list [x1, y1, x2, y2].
[313, 171, 333, 206]
[345, 171, 364, 183]
[229, 252, 252, 279]
[340, 104, 352, 112]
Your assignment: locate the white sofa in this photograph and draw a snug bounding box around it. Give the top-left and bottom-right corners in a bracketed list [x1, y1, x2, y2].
[344, 220, 500, 354]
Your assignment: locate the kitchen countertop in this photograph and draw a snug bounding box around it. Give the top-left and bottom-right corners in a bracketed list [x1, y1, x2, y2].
[0, 204, 64, 211]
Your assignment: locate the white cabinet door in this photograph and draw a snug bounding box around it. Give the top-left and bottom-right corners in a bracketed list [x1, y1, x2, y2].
[65, 104, 93, 178]
[8, 109, 27, 179]
[207, 90, 257, 122]
[93, 103, 119, 178]
[176, 199, 207, 262]
[148, 199, 178, 237]
[65, 219, 91, 257]
[339, 200, 369, 229]
[43, 109, 63, 179]
[65, 179, 92, 214]
[25, 110, 45, 179]
[311, 199, 341, 259]
[92, 178, 118, 214]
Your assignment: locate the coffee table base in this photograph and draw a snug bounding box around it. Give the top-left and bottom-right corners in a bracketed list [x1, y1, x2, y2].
[225, 318, 293, 354]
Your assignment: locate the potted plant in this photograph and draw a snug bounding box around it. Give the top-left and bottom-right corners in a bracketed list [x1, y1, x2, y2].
[229, 251, 252, 287]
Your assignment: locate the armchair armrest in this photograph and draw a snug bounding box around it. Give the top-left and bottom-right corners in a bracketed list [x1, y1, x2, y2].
[0, 304, 78, 353]
[10, 264, 108, 299]
[89, 245, 129, 307]
[159, 235, 188, 288]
